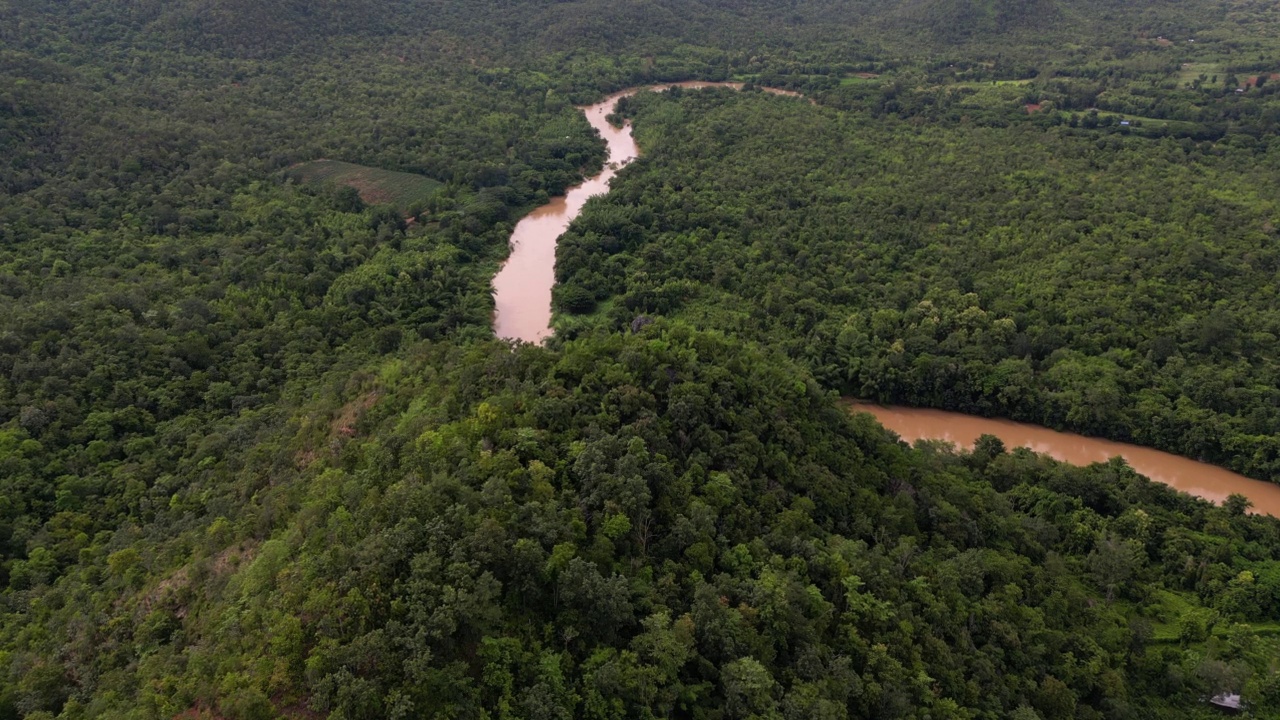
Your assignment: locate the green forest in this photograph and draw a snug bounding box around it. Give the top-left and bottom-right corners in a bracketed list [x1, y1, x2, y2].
[557, 85, 1280, 478]
[3, 0, 1280, 717]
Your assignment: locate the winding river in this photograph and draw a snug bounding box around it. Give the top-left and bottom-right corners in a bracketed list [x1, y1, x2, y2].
[491, 82, 800, 343]
[849, 403, 1280, 516]
[489, 82, 1279, 517]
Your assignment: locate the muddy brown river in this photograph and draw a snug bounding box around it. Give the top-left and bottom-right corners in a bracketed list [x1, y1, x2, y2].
[848, 402, 1280, 516]
[491, 82, 801, 343]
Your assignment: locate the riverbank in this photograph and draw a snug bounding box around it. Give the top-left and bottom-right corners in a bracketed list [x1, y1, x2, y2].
[849, 401, 1280, 516]
[491, 81, 807, 343]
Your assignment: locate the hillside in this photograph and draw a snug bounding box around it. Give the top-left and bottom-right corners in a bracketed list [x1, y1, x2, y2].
[0, 0, 1237, 58]
[8, 326, 1280, 718]
[555, 85, 1280, 480]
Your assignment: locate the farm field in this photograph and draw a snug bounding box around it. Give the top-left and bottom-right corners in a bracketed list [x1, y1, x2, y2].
[839, 72, 882, 85]
[286, 159, 442, 209]
[1175, 61, 1222, 86]
[951, 78, 1034, 89]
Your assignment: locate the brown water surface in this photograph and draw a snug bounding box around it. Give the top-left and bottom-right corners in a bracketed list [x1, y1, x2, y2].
[492, 82, 803, 343]
[848, 402, 1280, 517]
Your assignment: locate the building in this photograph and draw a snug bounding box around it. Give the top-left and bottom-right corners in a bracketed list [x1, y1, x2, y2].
[1209, 692, 1243, 715]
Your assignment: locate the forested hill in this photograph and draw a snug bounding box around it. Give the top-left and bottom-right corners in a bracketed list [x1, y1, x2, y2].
[8, 325, 1280, 718]
[5, 0, 1280, 716]
[0, 0, 1229, 58]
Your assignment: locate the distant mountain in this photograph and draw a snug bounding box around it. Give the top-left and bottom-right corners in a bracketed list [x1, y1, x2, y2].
[0, 0, 1219, 58]
[879, 0, 1067, 40]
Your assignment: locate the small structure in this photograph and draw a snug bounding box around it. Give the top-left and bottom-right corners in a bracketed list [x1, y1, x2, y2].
[1119, 121, 1130, 126]
[1209, 692, 1243, 715]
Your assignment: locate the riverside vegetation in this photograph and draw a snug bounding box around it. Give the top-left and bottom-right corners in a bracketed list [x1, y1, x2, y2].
[556, 83, 1280, 481]
[3, 0, 1280, 718]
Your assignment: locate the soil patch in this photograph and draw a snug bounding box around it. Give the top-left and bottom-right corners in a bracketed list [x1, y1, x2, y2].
[285, 160, 442, 209]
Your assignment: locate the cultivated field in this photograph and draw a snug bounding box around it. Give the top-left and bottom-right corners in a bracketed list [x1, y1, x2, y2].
[1175, 61, 1221, 86]
[286, 160, 442, 208]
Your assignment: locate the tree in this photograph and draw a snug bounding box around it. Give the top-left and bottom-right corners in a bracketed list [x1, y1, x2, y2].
[557, 559, 635, 644]
[1223, 493, 1252, 516]
[1088, 534, 1144, 602]
[723, 657, 781, 720]
[1033, 676, 1076, 720]
[971, 433, 1007, 468]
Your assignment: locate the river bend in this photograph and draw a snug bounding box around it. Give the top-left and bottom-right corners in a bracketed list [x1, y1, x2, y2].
[491, 82, 800, 343]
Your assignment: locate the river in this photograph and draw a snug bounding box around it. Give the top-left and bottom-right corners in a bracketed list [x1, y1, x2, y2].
[848, 402, 1280, 516]
[491, 82, 801, 343]
[489, 84, 1279, 517]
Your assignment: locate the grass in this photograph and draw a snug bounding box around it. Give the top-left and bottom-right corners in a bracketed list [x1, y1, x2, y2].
[1148, 588, 1199, 642]
[942, 82, 1031, 112]
[1090, 109, 1170, 126]
[1244, 620, 1280, 637]
[1040, 109, 1201, 135]
[1146, 589, 1280, 644]
[286, 160, 442, 209]
[1086, 110, 1203, 135]
[951, 79, 1033, 89]
[1174, 62, 1222, 86]
[551, 296, 617, 337]
[840, 73, 882, 85]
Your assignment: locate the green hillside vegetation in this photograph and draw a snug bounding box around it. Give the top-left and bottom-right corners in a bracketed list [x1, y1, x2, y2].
[555, 85, 1280, 482]
[8, 326, 1280, 718]
[285, 160, 443, 212]
[4, 0, 1280, 716]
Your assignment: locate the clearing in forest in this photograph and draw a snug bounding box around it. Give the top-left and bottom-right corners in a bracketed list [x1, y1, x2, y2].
[1174, 62, 1221, 86]
[286, 159, 442, 208]
[840, 72, 881, 85]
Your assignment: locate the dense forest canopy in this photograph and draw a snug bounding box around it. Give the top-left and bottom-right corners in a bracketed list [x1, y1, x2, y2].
[3, 0, 1280, 717]
[555, 86, 1280, 479]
